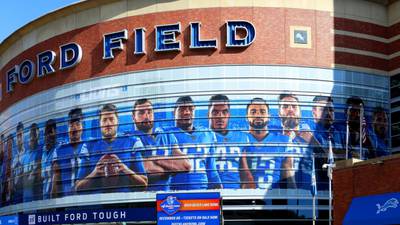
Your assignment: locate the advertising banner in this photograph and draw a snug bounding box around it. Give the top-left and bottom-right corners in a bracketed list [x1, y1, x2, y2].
[157, 192, 221, 225]
[19, 207, 155, 225]
[0, 66, 390, 207]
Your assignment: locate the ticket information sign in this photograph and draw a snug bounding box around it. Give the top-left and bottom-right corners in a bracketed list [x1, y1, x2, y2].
[157, 192, 221, 225]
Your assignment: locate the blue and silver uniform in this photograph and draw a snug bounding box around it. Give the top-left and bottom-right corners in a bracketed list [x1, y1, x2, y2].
[313, 124, 345, 155]
[77, 136, 146, 193]
[246, 132, 291, 189]
[128, 128, 178, 191]
[23, 144, 42, 202]
[54, 142, 89, 196]
[369, 129, 390, 157]
[312, 124, 346, 190]
[290, 134, 315, 191]
[41, 145, 57, 200]
[12, 146, 26, 203]
[168, 127, 222, 190]
[214, 131, 249, 189]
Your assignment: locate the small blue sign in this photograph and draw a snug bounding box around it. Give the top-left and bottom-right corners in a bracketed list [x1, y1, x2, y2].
[294, 30, 308, 44]
[0, 215, 18, 225]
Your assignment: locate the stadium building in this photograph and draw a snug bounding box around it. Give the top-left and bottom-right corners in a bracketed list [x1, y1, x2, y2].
[0, 0, 399, 224]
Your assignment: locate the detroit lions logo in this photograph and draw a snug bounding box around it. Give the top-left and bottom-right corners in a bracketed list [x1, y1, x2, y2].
[376, 198, 399, 214]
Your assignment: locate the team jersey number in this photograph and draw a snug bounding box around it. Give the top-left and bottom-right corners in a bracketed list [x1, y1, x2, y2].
[253, 156, 276, 189]
[215, 146, 240, 172]
[180, 145, 209, 172]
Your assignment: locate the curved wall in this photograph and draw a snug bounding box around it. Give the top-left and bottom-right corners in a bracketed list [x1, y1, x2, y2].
[0, 0, 395, 223]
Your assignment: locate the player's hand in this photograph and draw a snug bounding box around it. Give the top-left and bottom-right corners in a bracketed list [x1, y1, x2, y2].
[109, 154, 130, 175]
[52, 162, 61, 181]
[241, 182, 256, 189]
[94, 155, 108, 177]
[298, 131, 314, 144]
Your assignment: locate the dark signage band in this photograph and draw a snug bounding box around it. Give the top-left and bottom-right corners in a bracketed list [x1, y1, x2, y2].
[19, 207, 155, 225]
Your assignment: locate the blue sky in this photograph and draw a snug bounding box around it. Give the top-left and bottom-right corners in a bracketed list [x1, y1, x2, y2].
[0, 0, 79, 43]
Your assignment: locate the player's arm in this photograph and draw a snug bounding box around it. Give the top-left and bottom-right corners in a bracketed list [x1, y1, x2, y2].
[27, 159, 37, 183]
[281, 156, 296, 188]
[75, 155, 106, 191]
[9, 168, 14, 200]
[207, 143, 223, 189]
[140, 146, 166, 175]
[143, 158, 166, 174]
[111, 153, 148, 186]
[154, 145, 191, 173]
[299, 130, 325, 154]
[51, 161, 61, 198]
[240, 152, 255, 189]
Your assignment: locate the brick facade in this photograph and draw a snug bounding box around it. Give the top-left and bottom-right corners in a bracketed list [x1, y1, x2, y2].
[333, 155, 400, 225]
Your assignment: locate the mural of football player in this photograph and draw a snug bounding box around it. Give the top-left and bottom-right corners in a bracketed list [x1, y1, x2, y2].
[312, 96, 345, 156]
[53, 108, 90, 197]
[279, 93, 323, 190]
[208, 94, 254, 189]
[169, 96, 222, 190]
[23, 123, 43, 202]
[41, 119, 58, 199]
[345, 96, 375, 159]
[246, 97, 294, 189]
[131, 98, 190, 191]
[12, 122, 26, 203]
[75, 104, 147, 193]
[370, 106, 390, 157]
[3, 135, 13, 204]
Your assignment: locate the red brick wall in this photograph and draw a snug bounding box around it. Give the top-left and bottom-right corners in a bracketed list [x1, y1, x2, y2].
[333, 155, 400, 225]
[0, 7, 334, 113]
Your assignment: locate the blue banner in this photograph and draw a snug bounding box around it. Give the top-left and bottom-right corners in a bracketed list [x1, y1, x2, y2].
[19, 207, 155, 225]
[343, 192, 400, 225]
[157, 192, 221, 225]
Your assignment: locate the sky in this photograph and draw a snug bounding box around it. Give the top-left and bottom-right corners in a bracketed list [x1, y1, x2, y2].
[0, 0, 80, 43]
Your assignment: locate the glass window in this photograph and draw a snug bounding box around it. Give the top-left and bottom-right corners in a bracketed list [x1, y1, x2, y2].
[390, 73, 400, 88]
[391, 86, 400, 98]
[392, 135, 400, 148]
[391, 111, 400, 124]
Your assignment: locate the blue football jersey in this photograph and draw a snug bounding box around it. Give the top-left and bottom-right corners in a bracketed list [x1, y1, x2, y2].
[168, 127, 222, 190]
[54, 142, 89, 196]
[23, 144, 42, 202]
[12, 146, 26, 203]
[246, 132, 291, 189]
[369, 129, 390, 157]
[77, 136, 146, 193]
[214, 131, 249, 189]
[290, 134, 314, 191]
[129, 128, 178, 191]
[313, 124, 346, 156]
[41, 145, 57, 200]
